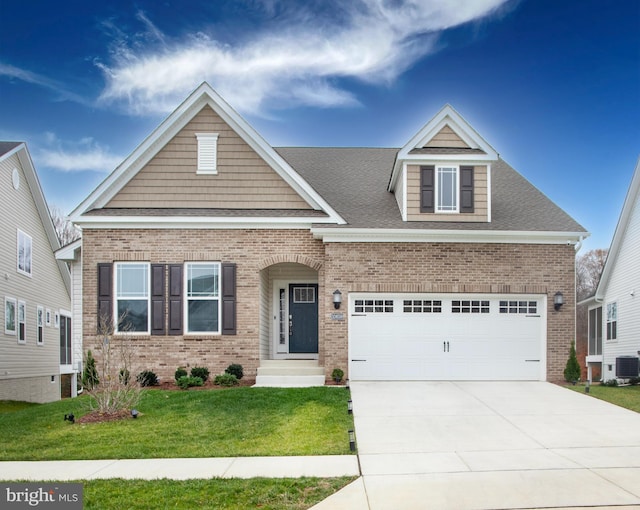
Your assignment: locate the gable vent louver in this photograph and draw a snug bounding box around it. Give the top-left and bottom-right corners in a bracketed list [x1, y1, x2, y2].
[196, 132, 219, 174]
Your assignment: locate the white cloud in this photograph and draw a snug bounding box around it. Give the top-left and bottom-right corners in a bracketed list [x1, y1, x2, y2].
[0, 62, 90, 105]
[37, 133, 122, 172]
[97, 0, 512, 116]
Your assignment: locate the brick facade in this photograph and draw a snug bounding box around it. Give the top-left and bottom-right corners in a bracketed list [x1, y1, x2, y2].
[83, 228, 575, 383]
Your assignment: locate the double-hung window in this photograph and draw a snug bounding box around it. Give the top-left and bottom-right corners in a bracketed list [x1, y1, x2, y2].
[36, 305, 44, 345]
[17, 230, 32, 276]
[17, 301, 26, 343]
[436, 166, 458, 213]
[606, 302, 617, 341]
[115, 262, 150, 333]
[185, 262, 220, 334]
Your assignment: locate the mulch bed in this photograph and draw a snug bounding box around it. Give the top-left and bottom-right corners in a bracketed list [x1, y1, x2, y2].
[76, 409, 131, 424]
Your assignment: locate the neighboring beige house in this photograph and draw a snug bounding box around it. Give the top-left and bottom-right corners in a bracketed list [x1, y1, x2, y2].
[68, 82, 587, 386]
[583, 157, 640, 383]
[0, 142, 71, 403]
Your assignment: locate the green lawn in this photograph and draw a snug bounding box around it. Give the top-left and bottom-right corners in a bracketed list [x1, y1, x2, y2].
[567, 383, 640, 412]
[81, 477, 356, 510]
[0, 387, 355, 460]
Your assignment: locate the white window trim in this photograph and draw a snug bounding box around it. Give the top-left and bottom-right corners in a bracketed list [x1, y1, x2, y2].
[435, 165, 459, 213]
[114, 262, 151, 334]
[37, 305, 44, 345]
[606, 301, 617, 342]
[5, 297, 16, 335]
[17, 300, 26, 344]
[17, 229, 33, 277]
[196, 132, 219, 174]
[184, 261, 221, 335]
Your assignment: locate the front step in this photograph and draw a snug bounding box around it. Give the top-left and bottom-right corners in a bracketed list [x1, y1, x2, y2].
[255, 360, 325, 387]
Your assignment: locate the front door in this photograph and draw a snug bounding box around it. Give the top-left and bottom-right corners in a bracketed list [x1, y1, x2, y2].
[288, 284, 318, 354]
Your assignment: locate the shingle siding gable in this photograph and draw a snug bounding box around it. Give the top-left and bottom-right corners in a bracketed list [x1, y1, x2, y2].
[105, 106, 312, 210]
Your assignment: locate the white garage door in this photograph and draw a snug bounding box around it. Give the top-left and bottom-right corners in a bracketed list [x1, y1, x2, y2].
[349, 294, 546, 381]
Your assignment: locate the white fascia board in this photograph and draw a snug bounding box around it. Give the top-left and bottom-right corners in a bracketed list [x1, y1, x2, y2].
[69, 82, 345, 225]
[388, 105, 498, 192]
[486, 164, 492, 223]
[595, 155, 640, 301]
[55, 239, 82, 261]
[72, 215, 323, 230]
[312, 228, 589, 245]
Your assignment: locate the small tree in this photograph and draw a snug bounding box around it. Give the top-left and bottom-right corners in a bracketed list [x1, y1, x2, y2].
[85, 312, 142, 415]
[564, 343, 581, 383]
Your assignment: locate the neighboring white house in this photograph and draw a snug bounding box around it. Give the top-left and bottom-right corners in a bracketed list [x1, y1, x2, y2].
[585, 157, 640, 382]
[0, 142, 72, 402]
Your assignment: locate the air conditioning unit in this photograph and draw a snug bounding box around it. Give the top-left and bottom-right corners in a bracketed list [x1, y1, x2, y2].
[616, 356, 640, 378]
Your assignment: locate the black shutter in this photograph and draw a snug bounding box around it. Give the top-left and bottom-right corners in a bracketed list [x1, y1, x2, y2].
[460, 166, 474, 213]
[221, 263, 237, 335]
[168, 264, 183, 335]
[420, 165, 435, 213]
[97, 263, 112, 332]
[151, 264, 166, 335]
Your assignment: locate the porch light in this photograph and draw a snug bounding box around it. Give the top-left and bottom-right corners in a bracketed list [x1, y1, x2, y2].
[348, 429, 356, 452]
[345, 378, 350, 390]
[347, 399, 353, 414]
[131, 409, 139, 419]
[64, 413, 75, 424]
[333, 289, 342, 309]
[554, 292, 564, 311]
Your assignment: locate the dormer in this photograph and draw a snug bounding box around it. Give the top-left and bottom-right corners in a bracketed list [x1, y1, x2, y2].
[388, 105, 498, 223]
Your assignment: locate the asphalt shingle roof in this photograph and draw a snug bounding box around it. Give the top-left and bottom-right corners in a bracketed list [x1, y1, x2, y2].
[275, 147, 586, 233]
[0, 141, 22, 157]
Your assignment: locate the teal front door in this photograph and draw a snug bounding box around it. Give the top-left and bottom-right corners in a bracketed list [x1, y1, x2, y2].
[288, 284, 318, 354]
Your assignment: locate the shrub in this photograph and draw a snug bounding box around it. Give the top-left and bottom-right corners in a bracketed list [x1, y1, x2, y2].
[177, 376, 204, 390]
[119, 368, 131, 386]
[82, 350, 99, 390]
[214, 373, 239, 387]
[137, 370, 159, 387]
[563, 344, 581, 383]
[174, 367, 188, 382]
[602, 379, 619, 387]
[629, 377, 640, 386]
[331, 368, 344, 382]
[190, 366, 210, 383]
[225, 364, 244, 380]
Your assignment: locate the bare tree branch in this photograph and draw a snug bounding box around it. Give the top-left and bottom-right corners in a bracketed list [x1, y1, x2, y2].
[49, 205, 81, 246]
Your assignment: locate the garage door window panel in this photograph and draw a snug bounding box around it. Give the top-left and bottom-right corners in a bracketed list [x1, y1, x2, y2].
[354, 299, 393, 313]
[499, 300, 537, 314]
[452, 300, 490, 313]
[403, 300, 442, 313]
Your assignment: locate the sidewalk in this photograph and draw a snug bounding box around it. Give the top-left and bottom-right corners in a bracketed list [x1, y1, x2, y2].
[0, 455, 360, 481]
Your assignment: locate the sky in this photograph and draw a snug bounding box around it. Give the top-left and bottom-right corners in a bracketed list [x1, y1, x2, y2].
[0, 0, 638, 253]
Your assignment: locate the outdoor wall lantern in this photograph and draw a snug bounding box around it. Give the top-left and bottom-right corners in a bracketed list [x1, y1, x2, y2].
[347, 399, 353, 415]
[348, 429, 356, 452]
[554, 291, 564, 311]
[333, 289, 342, 309]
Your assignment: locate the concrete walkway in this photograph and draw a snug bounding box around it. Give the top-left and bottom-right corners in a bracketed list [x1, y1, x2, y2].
[312, 381, 640, 510]
[0, 455, 359, 481]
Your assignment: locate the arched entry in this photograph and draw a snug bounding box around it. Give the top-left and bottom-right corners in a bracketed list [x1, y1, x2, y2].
[259, 258, 322, 360]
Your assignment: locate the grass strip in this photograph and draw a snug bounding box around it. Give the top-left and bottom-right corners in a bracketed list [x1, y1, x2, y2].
[0, 387, 355, 460]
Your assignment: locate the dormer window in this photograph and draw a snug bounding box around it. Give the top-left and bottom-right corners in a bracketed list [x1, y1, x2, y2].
[420, 165, 474, 214]
[196, 133, 219, 174]
[436, 166, 458, 213]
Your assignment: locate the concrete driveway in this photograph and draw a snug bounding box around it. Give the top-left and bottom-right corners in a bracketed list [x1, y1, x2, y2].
[316, 381, 640, 510]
